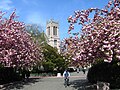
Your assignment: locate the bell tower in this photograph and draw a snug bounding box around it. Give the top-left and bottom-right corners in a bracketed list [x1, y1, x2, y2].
[46, 19, 60, 52]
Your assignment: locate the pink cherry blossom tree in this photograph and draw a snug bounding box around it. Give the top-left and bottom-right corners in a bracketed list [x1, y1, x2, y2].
[0, 11, 43, 68]
[63, 0, 120, 66]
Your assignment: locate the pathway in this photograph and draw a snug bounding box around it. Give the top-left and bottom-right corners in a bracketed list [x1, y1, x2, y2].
[1, 71, 96, 90]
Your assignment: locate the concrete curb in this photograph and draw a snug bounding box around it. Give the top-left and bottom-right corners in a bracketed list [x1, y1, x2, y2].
[0, 82, 13, 89]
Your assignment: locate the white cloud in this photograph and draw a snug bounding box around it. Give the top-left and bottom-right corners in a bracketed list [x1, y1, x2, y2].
[0, 0, 14, 10]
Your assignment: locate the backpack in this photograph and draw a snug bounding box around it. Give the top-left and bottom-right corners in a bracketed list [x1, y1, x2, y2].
[65, 71, 69, 77]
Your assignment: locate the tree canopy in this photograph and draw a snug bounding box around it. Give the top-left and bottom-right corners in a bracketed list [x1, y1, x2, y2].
[0, 11, 43, 67]
[62, 0, 120, 66]
[43, 44, 67, 72]
[25, 24, 48, 45]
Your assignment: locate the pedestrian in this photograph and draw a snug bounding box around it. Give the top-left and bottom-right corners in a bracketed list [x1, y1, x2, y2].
[82, 66, 86, 74]
[76, 66, 80, 73]
[63, 69, 70, 86]
[26, 69, 30, 79]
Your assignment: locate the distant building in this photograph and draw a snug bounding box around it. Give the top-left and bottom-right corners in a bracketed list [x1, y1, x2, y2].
[46, 19, 60, 52]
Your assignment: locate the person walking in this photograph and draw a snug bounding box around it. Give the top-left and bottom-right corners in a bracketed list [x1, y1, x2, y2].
[82, 66, 86, 74]
[76, 65, 80, 73]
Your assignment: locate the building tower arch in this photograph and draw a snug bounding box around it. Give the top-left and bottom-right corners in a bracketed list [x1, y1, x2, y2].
[46, 19, 60, 52]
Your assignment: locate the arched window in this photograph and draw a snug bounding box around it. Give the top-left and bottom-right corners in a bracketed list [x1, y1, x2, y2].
[53, 26, 57, 35]
[47, 27, 50, 35]
[54, 40, 57, 46]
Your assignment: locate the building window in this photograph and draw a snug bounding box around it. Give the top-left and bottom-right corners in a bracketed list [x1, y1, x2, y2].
[53, 26, 57, 35]
[47, 27, 50, 35]
[54, 40, 57, 46]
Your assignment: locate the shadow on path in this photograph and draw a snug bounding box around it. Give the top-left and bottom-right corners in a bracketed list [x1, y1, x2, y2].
[70, 79, 97, 90]
[2, 78, 42, 90]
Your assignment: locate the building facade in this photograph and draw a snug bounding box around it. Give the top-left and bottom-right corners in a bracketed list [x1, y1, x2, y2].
[46, 19, 60, 52]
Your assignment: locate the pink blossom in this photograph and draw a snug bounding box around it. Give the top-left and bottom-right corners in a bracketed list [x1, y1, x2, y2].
[62, 0, 120, 65]
[0, 11, 43, 67]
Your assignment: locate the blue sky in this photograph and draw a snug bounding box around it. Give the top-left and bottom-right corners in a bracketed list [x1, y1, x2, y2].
[0, 0, 109, 40]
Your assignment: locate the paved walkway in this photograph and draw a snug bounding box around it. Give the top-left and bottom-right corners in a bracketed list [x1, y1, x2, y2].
[1, 71, 96, 90]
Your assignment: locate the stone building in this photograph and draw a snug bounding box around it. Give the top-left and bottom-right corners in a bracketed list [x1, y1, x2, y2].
[46, 19, 60, 52]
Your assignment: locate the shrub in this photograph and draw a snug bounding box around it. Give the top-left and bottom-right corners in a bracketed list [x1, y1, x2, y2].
[0, 67, 22, 84]
[87, 61, 120, 89]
